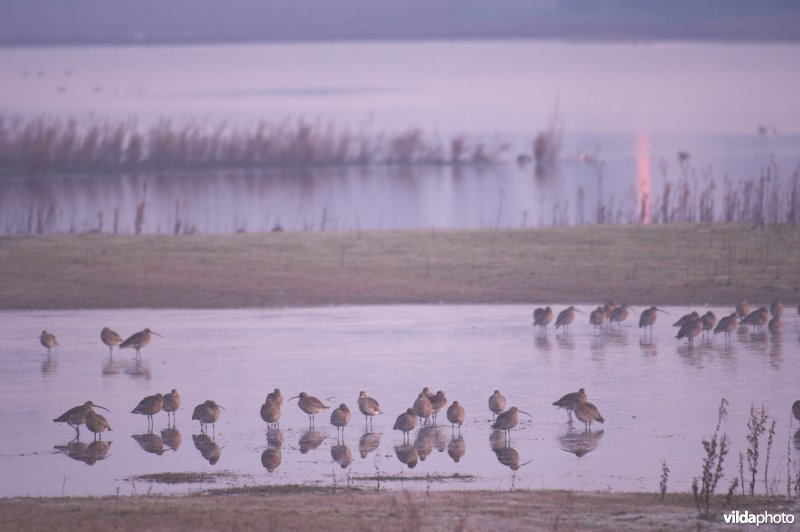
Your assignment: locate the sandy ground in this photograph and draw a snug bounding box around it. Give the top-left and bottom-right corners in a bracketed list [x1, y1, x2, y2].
[2, 224, 800, 309]
[0, 487, 797, 531]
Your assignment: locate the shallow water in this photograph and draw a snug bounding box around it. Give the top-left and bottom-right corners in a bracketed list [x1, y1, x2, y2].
[1, 305, 798, 497]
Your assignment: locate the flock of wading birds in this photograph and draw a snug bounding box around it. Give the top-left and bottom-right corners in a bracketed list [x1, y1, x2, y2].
[40, 298, 800, 446]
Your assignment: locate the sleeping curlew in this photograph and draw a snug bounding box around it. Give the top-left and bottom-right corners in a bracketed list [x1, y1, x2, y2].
[357, 391, 382, 429]
[53, 401, 110, 437]
[488, 390, 506, 420]
[40, 331, 58, 355]
[552, 388, 587, 421]
[573, 399, 605, 431]
[393, 408, 418, 443]
[100, 327, 123, 356]
[131, 393, 163, 431]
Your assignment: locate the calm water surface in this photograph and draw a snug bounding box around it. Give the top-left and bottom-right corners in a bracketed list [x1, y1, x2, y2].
[1, 40, 799, 234]
[1, 305, 798, 497]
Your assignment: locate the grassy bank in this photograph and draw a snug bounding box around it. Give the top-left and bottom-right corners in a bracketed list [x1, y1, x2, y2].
[1, 224, 799, 309]
[0, 488, 796, 531]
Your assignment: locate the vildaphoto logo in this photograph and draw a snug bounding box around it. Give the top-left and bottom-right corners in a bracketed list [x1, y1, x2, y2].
[722, 510, 795, 526]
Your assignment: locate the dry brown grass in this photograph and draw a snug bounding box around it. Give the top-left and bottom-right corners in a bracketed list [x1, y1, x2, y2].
[1, 224, 799, 309]
[0, 488, 795, 531]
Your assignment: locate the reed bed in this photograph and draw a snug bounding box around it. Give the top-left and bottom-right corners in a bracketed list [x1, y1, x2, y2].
[0, 114, 509, 175]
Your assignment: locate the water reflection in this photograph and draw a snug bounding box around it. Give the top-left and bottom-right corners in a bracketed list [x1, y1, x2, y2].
[447, 435, 466, 463]
[55, 439, 112, 465]
[40, 356, 57, 375]
[298, 429, 325, 454]
[132, 433, 166, 455]
[413, 426, 436, 462]
[558, 428, 604, 457]
[193, 433, 221, 465]
[638, 340, 658, 358]
[331, 444, 352, 469]
[161, 427, 182, 451]
[261, 447, 282, 473]
[267, 428, 284, 449]
[794, 429, 800, 451]
[394, 443, 419, 469]
[101, 356, 122, 377]
[358, 431, 381, 459]
[123, 360, 152, 381]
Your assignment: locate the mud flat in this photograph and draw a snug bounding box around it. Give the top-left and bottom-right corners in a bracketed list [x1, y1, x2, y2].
[2, 224, 799, 309]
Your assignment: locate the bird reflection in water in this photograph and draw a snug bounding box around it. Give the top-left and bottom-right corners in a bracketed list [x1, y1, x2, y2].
[794, 429, 800, 451]
[55, 439, 112, 465]
[447, 435, 466, 463]
[40, 353, 58, 375]
[394, 443, 419, 469]
[101, 356, 122, 377]
[359, 430, 381, 458]
[331, 444, 352, 469]
[261, 428, 283, 472]
[298, 429, 325, 454]
[132, 433, 166, 456]
[414, 426, 436, 462]
[490, 429, 531, 490]
[193, 433, 221, 465]
[558, 428, 604, 457]
[161, 427, 182, 451]
[123, 360, 151, 381]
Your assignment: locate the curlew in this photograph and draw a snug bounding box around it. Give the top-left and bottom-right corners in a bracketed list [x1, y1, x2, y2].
[602, 300, 619, 315]
[638, 306, 668, 336]
[488, 390, 506, 420]
[131, 393, 163, 431]
[742, 307, 769, 332]
[736, 298, 750, 319]
[53, 401, 110, 437]
[673, 311, 699, 328]
[289, 392, 329, 427]
[261, 397, 281, 428]
[119, 328, 162, 360]
[267, 388, 284, 407]
[609, 304, 634, 328]
[393, 408, 418, 442]
[770, 299, 784, 318]
[162, 389, 180, 425]
[357, 391, 382, 429]
[85, 410, 112, 441]
[446, 401, 465, 432]
[330, 403, 351, 439]
[676, 317, 703, 346]
[700, 311, 716, 337]
[768, 317, 783, 337]
[40, 330, 58, 355]
[589, 307, 607, 329]
[555, 306, 583, 332]
[573, 399, 605, 431]
[713, 313, 739, 343]
[192, 400, 224, 435]
[552, 388, 587, 422]
[100, 327, 123, 356]
[491, 406, 531, 439]
[429, 391, 448, 423]
[533, 306, 554, 331]
[413, 392, 433, 425]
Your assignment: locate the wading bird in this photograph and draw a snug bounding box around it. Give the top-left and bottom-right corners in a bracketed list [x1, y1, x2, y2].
[393, 408, 418, 442]
[768, 317, 783, 337]
[555, 306, 583, 332]
[357, 391, 382, 429]
[491, 406, 531, 439]
[289, 392, 328, 427]
[261, 397, 281, 428]
[85, 410, 112, 441]
[131, 393, 163, 431]
[639, 306, 668, 336]
[100, 327, 123, 356]
[770, 299, 784, 318]
[609, 304, 634, 328]
[119, 328, 162, 360]
[267, 388, 284, 407]
[330, 403, 351, 439]
[429, 391, 448, 423]
[446, 401, 465, 432]
[673, 311, 699, 328]
[552, 388, 587, 421]
[573, 399, 605, 431]
[590, 307, 607, 329]
[676, 317, 703, 346]
[713, 313, 739, 343]
[736, 298, 750, 319]
[53, 401, 110, 437]
[533, 306, 554, 331]
[162, 389, 180, 425]
[192, 400, 224, 435]
[413, 392, 433, 425]
[700, 311, 716, 337]
[742, 307, 769, 332]
[40, 331, 58, 355]
[488, 390, 506, 420]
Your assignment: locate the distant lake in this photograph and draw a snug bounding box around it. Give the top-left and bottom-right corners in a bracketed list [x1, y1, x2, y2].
[1, 40, 799, 234]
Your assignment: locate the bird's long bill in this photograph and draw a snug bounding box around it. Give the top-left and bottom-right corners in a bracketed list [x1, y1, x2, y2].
[94, 404, 111, 412]
[151, 331, 164, 337]
[518, 410, 532, 417]
[520, 459, 533, 468]
[217, 405, 226, 410]
[656, 308, 670, 315]
[288, 396, 299, 401]
[574, 308, 585, 314]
